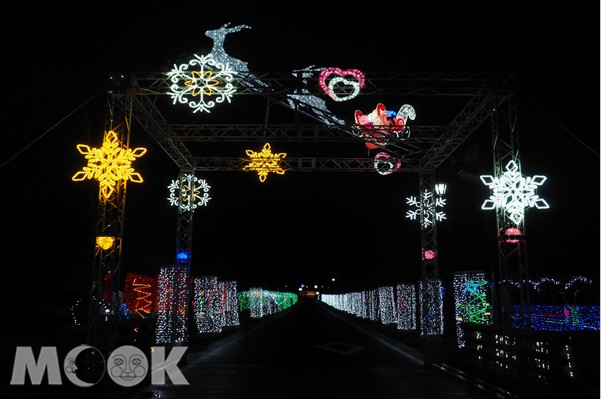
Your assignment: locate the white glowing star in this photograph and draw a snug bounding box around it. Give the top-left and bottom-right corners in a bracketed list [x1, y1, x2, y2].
[406, 190, 446, 228]
[167, 53, 237, 113]
[480, 160, 548, 225]
[167, 174, 211, 211]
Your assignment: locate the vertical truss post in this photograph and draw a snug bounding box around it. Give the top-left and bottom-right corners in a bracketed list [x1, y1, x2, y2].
[490, 87, 535, 397]
[419, 168, 442, 367]
[85, 93, 130, 353]
[174, 168, 195, 345]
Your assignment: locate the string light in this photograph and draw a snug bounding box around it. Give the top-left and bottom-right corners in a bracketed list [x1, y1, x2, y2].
[318, 67, 365, 102]
[166, 53, 237, 113]
[243, 143, 287, 182]
[378, 286, 397, 325]
[406, 189, 447, 228]
[480, 160, 549, 225]
[374, 151, 402, 175]
[238, 289, 298, 318]
[396, 283, 417, 331]
[224, 280, 240, 327]
[287, 66, 345, 126]
[124, 273, 156, 319]
[453, 272, 492, 348]
[155, 266, 189, 345]
[72, 130, 146, 200]
[354, 103, 415, 150]
[167, 174, 211, 211]
[512, 305, 600, 331]
[419, 279, 444, 335]
[193, 275, 223, 334]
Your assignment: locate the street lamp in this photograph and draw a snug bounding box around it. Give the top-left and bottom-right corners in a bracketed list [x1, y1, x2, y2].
[435, 182, 447, 196]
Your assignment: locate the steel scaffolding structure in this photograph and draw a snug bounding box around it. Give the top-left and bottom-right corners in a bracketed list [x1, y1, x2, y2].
[101, 68, 532, 392]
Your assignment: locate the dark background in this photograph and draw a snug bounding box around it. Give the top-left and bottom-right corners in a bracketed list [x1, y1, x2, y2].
[1, 2, 599, 319]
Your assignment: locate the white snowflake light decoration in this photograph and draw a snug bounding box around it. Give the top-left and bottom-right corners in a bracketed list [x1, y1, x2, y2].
[166, 53, 237, 113]
[406, 190, 446, 228]
[167, 174, 211, 211]
[480, 160, 549, 225]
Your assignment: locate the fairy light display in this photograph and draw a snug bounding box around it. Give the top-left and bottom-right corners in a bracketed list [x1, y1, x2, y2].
[512, 305, 600, 331]
[167, 174, 211, 211]
[243, 143, 287, 182]
[166, 53, 237, 113]
[193, 275, 222, 334]
[368, 289, 378, 321]
[224, 280, 240, 327]
[480, 160, 549, 225]
[249, 287, 264, 319]
[453, 272, 492, 348]
[215, 281, 226, 329]
[359, 291, 368, 318]
[155, 266, 189, 345]
[72, 130, 146, 200]
[406, 189, 447, 228]
[318, 67, 365, 102]
[396, 283, 417, 331]
[378, 286, 397, 325]
[419, 279, 444, 335]
[354, 103, 415, 150]
[499, 275, 593, 292]
[374, 152, 402, 175]
[124, 273, 156, 319]
[238, 289, 298, 317]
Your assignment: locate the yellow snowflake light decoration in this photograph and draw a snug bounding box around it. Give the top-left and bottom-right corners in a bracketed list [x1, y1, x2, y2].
[72, 130, 147, 199]
[243, 143, 287, 182]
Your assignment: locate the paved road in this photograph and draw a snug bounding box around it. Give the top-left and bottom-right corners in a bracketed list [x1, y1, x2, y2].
[125, 299, 484, 398]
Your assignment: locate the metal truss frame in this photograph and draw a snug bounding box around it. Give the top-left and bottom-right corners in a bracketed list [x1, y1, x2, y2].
[103, 70, 530, 385]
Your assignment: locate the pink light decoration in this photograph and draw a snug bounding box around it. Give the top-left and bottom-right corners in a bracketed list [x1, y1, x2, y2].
[319, 67, 365, 101]
[422, 249, 437, 260]
[354, 103, 406, 149]
[504, 227, 522, 244]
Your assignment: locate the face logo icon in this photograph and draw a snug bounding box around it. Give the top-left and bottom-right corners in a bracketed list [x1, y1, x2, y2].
[107, 345, 148, 387]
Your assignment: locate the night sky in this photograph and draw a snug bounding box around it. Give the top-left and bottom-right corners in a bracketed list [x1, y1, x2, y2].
[1, 2, 599, 316]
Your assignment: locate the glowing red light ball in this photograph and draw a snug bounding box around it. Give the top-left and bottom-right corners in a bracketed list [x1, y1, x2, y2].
[504, 227, 522, 243]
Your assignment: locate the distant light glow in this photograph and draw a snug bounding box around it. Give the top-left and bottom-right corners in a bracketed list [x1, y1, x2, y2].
[167, 53, 237, 113]
[318, 67, 365, 101]
[243, 143, 287, 182]
[480, 160, 549, 225]
[167, 174, 211, 211]
[72, 130, 146, 200]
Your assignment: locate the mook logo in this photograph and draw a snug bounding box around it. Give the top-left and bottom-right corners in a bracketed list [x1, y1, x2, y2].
[10, 345, 189, 387]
